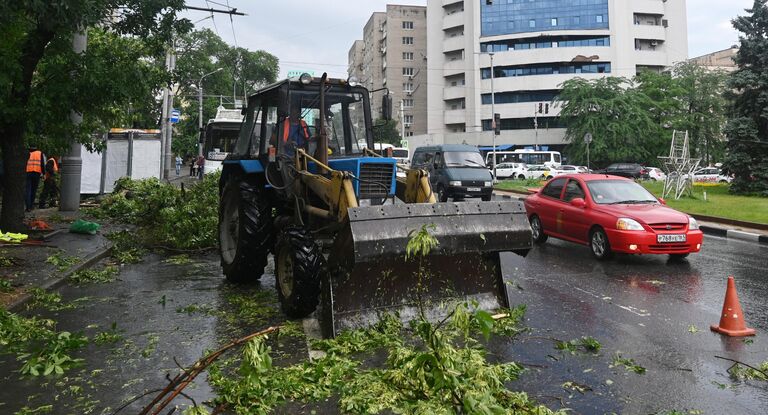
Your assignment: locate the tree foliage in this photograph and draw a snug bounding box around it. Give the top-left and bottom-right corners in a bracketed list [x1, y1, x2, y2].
[723, 0, 768, 195]
[0, 0, 190, 231]
[373, 118, 402, 146]
[557, 64, 728, 168]
[556, 77, 662, 167]
[172, 29, 279, 158]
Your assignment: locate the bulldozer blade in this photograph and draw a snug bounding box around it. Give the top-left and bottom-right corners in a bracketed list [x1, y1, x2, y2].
[320, 200, 532, 337]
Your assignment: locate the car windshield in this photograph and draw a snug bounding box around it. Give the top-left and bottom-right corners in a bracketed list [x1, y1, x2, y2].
[586, 180, 659, 205]
[444, 151, 486, 167]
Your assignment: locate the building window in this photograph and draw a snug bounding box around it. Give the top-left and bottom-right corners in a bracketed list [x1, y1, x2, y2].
[406, 131, 414, 137]
[403, 52, 414, 60]
[551, 18, 557, 26]
[402, 21, 414, 30]
[529, 19, 536, 28]
[403, 98, 414, 107]
[404, 115, 414, 126]
[596, 15, 604, 23]
[402, 67, 414, 76]
[573, 16, 580, 25]
[481, 62, 612, 79]
[402, 36, 413, 45]
[403, 82, 414, 92]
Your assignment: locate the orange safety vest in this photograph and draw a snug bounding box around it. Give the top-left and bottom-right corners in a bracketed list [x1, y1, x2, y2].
[282, 118, 310, 143]
[26, 151, 43, 174]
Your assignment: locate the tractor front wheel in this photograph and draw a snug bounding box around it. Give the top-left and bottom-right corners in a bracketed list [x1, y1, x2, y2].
[275, 226, 323, 318]
[219, 178, 273, 283]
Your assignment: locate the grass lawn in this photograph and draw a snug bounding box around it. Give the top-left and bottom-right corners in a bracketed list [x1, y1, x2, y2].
[496, 179, 768, 224]
[640, 181, 768, 224]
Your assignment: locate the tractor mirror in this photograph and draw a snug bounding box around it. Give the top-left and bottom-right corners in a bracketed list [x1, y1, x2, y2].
[570, 197, 586, 208]
[381, 94, 393, 121]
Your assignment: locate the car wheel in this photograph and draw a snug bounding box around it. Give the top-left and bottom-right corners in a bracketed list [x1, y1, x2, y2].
[529, 215, 548, 244]
[219, 178, 273, 283]
[275, 226, 323, 318]
[589, 227, 613, 260]
[669, 253, 689, 260]
[436, 186, 449, 202]
[651, 178, 657, 182]
[719, 180, 728, 184]
[518, 174, 526, 180]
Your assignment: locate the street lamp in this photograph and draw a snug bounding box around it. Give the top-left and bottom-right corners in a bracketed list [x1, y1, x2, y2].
[198, 67, 223, 156]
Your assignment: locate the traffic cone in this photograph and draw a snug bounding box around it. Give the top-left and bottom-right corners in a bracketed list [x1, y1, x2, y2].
[710, 276, 755, 337]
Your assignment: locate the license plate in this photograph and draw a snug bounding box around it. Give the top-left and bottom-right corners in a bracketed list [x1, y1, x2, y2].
[657, 234, 686, 243]
[466, 187, 481, 192]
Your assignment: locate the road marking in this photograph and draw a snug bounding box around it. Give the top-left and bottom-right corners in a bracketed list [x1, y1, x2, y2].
[573, 286, 651, 317]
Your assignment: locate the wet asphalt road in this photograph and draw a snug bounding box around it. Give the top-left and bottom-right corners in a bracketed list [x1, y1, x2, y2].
[498, 234, 768, 414]
[1, 235, 766, 414]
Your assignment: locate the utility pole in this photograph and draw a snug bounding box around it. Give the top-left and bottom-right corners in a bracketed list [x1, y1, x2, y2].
[489, 52, 496, 176]
[60, 29, 87, 212]
[400, 98, 405, 142]
[163, 40, 176, 179]
[159, 50, 171, 178]
[534, 104, 539, 151]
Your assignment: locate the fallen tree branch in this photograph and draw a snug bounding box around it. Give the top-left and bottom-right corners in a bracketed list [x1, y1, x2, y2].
[714, 355, 768, 378]
[135, 326, 281, 415]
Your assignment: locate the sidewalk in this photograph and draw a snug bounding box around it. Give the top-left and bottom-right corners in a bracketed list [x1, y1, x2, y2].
[493, 188, 768, 244]
[0, 209, 114, 310]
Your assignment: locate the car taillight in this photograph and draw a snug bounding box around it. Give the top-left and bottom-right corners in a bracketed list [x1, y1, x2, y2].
[640, 169, 647, 174]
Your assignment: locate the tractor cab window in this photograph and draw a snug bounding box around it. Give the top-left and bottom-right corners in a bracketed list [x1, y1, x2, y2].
[235, 100, 260, 156]
[282, 90, 369, 157]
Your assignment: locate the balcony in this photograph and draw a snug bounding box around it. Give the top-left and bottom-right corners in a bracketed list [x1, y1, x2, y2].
[633, 24, 667, 42]
[443, 35, 465, 53]
[632, 0, 665, 15]
[442, 0, 463, 6]
[443, 86, 466, 100]
[442, 12, 464, 31]
[443, 59, 465, 77]
[444, 109, 466, 125]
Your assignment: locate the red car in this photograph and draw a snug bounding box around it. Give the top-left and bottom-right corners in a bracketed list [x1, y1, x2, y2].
[523, 174, 704, 260]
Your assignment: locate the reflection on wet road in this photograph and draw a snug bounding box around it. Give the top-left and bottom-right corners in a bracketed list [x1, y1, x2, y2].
[499, 234, 768, 414]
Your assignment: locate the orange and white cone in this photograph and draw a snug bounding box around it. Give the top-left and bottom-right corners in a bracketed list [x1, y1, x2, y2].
[711, 276, 756, 337]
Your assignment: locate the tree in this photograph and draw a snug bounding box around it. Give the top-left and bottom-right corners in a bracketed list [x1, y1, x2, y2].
[172, 29, 278, 159]
[556, 77, 663, 167]
[373, 119, 402, 146]
[0, 1, 190, 231]
[724, 0, 768, 195]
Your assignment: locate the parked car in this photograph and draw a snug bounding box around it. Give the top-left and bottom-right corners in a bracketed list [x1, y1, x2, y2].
[645, 167, 667, 181]
[494, 162, 528, 179]
[692, 167, 732, 183]
[411, 144, 493, 201]
[556, 165, 583, 175]
[523, 174, 704, 260]
[596, 163, 647, 179]
[523, 165, 560, 180]
[576, 166, 591, 174]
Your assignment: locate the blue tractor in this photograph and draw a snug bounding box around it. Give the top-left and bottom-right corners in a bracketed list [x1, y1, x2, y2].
[218, 73, 531, 337]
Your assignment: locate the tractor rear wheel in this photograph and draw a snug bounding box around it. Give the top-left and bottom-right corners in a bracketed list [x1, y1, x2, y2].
[275, 226, 323, 318]
[219, 178, 274, 283]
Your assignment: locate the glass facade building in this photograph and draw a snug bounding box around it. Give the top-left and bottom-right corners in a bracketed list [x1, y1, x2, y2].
[481, 62, 611, 79]
[480, 0, 610, 37]
[480, 35, 610, 52]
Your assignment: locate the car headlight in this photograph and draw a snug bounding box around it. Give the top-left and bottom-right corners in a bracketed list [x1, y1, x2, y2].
[449, 181, 462, 187]
[484, 181, 492, 187]
[616, 218, 644, 231]
[688, 216, 699, 230]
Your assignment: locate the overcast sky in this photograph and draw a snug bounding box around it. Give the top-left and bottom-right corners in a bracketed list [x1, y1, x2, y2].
[183, 0, 754, 78]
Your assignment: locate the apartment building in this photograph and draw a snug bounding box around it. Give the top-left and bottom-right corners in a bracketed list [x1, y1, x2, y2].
[424, 0, 688, 150]
[348, 4, 428, 137]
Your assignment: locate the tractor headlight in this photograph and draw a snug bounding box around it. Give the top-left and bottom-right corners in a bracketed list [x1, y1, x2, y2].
[484, 181, 492, 187]
[616, 218, 644, 231]
[347, 76, 359, 87]
[688, 216, 699, 230]
[449, 181, 462, 187]
[299, 73, 312, 85]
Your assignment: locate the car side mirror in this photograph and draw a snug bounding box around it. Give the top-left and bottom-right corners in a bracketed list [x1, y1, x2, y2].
[657, 197, 666, 205]
[570, 197, 586, 208]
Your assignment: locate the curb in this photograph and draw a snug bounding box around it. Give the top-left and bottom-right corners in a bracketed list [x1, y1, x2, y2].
[7, 244, 113, 312]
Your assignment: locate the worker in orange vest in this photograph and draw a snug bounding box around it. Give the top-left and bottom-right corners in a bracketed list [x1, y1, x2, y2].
[25, 146, 46, 211]
[281, 106, 311, 156]
[39, 156, 59, 209]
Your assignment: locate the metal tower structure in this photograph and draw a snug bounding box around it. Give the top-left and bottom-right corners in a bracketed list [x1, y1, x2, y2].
[659, 130, 700, 200]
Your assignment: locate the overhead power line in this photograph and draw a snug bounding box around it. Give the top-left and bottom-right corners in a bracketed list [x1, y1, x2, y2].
[183, 4, 246, 16]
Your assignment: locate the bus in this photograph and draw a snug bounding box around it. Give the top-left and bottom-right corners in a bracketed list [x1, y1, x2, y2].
[202, 106, 243, 175]
[484, 149, 562, 168]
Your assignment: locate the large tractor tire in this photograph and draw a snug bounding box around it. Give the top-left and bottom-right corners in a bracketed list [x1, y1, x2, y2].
[275, 226, 323, 318]
[218, 178, 274, 283]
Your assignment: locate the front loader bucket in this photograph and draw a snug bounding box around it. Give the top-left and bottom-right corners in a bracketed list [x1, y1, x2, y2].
[320, 201, 532, 337]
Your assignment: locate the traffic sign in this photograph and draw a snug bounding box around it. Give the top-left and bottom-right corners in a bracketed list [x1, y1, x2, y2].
[170, 109, 180, 124]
